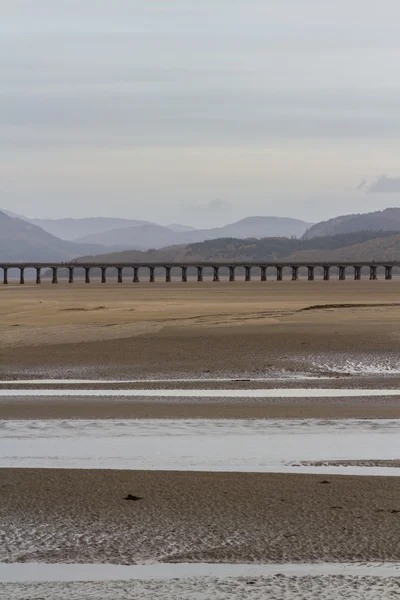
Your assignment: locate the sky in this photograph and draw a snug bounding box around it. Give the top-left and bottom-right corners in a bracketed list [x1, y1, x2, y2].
[1, 1, 400, 227]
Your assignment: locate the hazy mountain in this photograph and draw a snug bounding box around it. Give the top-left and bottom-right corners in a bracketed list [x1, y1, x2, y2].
[75, 223, 182, 250]
[203, 216, 311, 240]
[75, 216, 312, 249]
[0, 211, 116, 261]
[167, 223, 197, 232]
[303, 207, 400, 239]
[28, 217, 152, 241]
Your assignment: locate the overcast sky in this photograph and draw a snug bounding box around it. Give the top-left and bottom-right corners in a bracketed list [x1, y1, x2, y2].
[1, 0, 400, 226]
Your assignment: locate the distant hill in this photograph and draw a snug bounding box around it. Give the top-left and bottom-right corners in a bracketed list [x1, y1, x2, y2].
[204, 216, 311, 240]
[28, 217, 152, 241]
[0, 211, 117, 261]
[75, 223, 183, 250]
[166, 223, 197, 232]
[303, 207, 400, 239]
[76, 230, 399, 264]
[75, 216, 312, 249]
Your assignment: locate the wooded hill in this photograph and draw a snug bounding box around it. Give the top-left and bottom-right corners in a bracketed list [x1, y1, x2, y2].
[77, 230, 400, 263]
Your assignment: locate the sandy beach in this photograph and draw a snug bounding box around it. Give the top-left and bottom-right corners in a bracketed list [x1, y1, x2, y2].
[2, 469, 400, 564]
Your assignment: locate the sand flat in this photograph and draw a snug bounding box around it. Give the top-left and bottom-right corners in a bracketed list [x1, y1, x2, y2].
[1, 281, 400, 382]
[3, 574, 400, 599]
[2, 469, 400, 564]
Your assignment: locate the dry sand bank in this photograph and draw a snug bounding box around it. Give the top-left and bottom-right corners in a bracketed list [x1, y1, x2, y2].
[2, 469, 400, 564]
[0, 280, 400, 380]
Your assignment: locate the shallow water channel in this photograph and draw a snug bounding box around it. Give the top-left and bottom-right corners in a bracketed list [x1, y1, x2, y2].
[1, 418, 399, 475]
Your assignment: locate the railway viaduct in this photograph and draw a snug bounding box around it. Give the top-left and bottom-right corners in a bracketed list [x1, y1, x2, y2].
[0, 261, 397, 284]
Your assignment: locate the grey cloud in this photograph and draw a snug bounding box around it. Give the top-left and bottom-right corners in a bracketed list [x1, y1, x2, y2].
[368, 175, 400, 194]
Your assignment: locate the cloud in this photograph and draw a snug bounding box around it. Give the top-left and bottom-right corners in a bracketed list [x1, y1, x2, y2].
[368, 175, 400, 193]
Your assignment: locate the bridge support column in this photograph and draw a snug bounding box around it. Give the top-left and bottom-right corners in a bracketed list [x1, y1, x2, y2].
[354, 266, 361, 280]
[149, 266, 155, 282]
[85, 267, 91, 284]
[385, 265, 393, 280]
[370, 265, 377, 280]
[276, 266, 283, 281]
[339, 266, 346, 281]
[117, 267, 123, 284]
[291, 266, 299, 281]
[36, 267, 41, 285]
[323, 266, 330, 281]
[197, 266, 203, 282]
[181, 266, 188, 282]
[165, 266, 171, 282]
[52, 267, 58, 284]
[3, 267, 8, 285]
[69, 267, 74, 284]
[101, 267, 106, 284]
[133, 267, 140, 283]
[260, 266, 267, 281]
[307, 266, 314, 281]
[20, 267, 25, 285]
[229, 266, 236, 282]
[245, 266, 252, 282]
[213, 266, 220, 282]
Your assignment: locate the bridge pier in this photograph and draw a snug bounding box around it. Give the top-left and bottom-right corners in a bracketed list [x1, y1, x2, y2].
[323, 266, 330, 281]
[197, 266, 203, 282]
[85, 267, 91, 284]
[229, 266, 236, 282]
[20, 267, 25, 285]
[245, 266, 252, 282]
[165, 266, 171, 282]
[260, 266, 267, 281]
[3, 267, 8, 285]
[181, 266, 188, 282]
[36, 267, 41, 285]
[133, 267, 140, 283]
[385, 265, 393, 280]
[370, 265, 377, 280]
[307, 266, 314, 281]
[354, 265, 361, 280]
[51, 267, 58, 284]
[339, 266, 346, 281]
[291, 266, 299, 281]
[149, 266, 155, 282]
[276, 266, 283, 281]
[117, 267, 123, 284]
[69, 267, 74, 284]
[101, 267, 106, 284]
[213, 266, 220, 282]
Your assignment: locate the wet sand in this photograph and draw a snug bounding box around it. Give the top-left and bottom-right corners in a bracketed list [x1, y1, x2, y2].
[3, 575, 400, 600]
[2, 469, 400, 564]
[3, 396, 400, 419]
